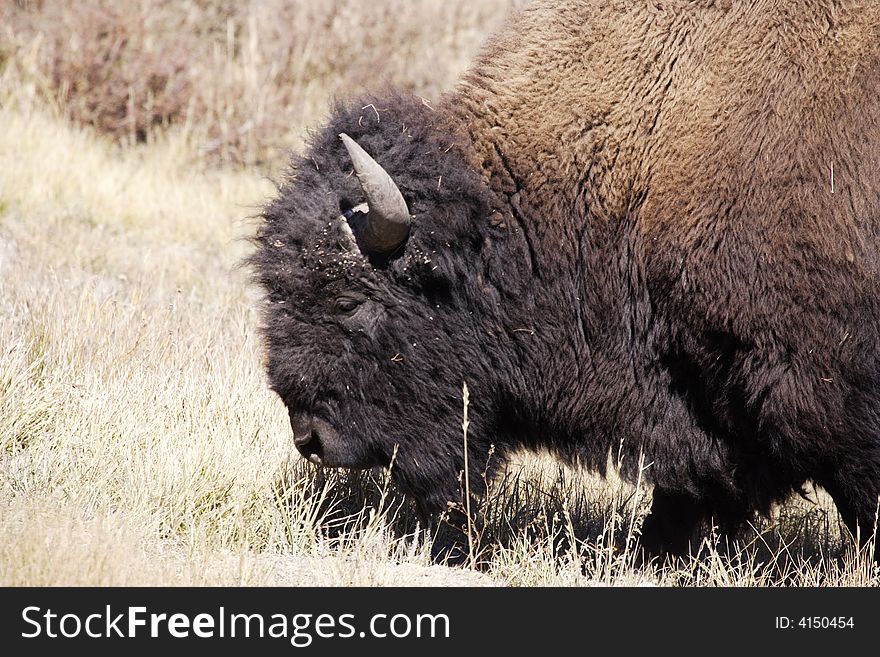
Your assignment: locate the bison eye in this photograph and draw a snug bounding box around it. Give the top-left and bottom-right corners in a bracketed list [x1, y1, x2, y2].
[333, 295, 362, 314]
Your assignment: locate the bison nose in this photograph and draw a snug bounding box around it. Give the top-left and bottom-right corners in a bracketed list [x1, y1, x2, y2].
[291, 415, 313, 447]
[290, 412, 324, 466]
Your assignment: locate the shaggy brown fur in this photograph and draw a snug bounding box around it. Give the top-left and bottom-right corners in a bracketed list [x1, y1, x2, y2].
[252, 0, 880, 557]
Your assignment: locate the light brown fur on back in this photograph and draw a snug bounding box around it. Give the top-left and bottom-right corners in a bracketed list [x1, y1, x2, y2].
[446, 0, 880, 340]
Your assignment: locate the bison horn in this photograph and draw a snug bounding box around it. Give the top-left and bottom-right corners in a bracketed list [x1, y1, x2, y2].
[339, 133, 411, 254]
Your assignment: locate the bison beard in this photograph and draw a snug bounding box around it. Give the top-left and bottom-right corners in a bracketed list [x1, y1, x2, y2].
[250, 0, 880, 560]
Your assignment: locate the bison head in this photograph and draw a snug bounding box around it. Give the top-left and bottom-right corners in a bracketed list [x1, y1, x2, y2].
[250, 95, 521, 513]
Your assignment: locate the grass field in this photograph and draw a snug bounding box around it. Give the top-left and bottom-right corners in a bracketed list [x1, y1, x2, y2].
[1, 1, 877, 587]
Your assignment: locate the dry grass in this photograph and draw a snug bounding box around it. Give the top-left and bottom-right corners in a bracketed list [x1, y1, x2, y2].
[1, 1, 877, 587]
[1, 0, 519, 168]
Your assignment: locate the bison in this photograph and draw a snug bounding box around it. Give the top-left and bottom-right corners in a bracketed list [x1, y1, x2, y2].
[250, 0, 880, 558]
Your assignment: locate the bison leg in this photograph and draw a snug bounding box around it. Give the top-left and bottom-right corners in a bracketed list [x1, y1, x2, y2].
[638, 488, 706, 560]
[821, 476, 880, 560]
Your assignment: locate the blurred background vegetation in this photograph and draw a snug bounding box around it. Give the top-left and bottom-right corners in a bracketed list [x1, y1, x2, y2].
[1, 0, 519, 168]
